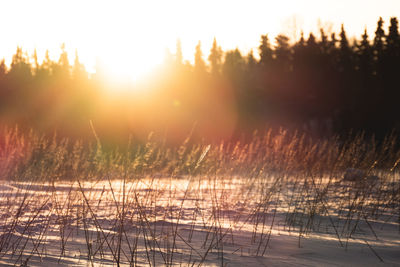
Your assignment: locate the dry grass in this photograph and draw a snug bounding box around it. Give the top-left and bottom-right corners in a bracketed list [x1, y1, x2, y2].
[0, 126, 399, 266]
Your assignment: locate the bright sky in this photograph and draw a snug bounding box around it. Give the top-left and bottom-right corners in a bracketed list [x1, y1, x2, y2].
[1, 0, 400, 80]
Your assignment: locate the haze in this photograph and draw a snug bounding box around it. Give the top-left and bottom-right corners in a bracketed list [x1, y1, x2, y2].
[1, 0, 399, 80]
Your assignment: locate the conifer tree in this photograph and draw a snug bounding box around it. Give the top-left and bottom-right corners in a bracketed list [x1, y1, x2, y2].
[374, 18, 385, 49]
[372, 17, 386, 130]
[357, 29, 373, 75]
[355, 28, 375, 128]
[244, 49, 257, 83]
[383, 17, 400, 126]
[319, 28, 329, 53]
[194, 41, 206, 74]
[9, 47, 32, 83]
[304, 33, 319, 110]
[246, 49, 257, 72]
[258, 34, 273, 68]
[338, 24, 353, 72]
[0, 59, 7, 79]
[72, 50, 87, 81]
[386, 17, 400, 57]
[274, 34, 291, 72]
[222, 48, 245, 79]
[39, 50, 53, 78]
[245, 49, 258, 77]
[32, 49, 39, 76]
[292, 32, 307, 104]
[318, 29, 337, 118]
[293, 32, 306, 71]
[176, 39, 183, 66]
[209, 37, 223, 75]
[54, 43, 70, 79]
[373, 17, 385, 69]
[304, 33, 319, 64]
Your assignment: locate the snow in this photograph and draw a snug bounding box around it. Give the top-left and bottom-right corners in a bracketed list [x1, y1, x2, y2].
[0, 175, 399, 266]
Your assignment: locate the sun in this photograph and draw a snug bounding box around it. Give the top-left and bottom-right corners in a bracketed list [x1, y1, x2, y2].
[96, 49, 163, 85]
[87, 35, 165, 88]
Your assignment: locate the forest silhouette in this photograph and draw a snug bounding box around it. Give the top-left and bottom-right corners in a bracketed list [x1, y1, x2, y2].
[0, 17, 399, 143]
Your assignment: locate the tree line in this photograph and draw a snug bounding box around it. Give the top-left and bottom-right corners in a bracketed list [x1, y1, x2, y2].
[0, 17, 399, 141]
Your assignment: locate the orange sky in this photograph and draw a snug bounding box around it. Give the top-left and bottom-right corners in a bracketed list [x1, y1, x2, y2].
[1, 0, 399, 80]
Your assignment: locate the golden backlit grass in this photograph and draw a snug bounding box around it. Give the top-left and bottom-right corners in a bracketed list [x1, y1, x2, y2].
[0, 126, 399, 265]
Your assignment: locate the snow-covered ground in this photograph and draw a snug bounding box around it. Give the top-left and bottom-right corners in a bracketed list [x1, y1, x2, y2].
[0, 175, 399, 266]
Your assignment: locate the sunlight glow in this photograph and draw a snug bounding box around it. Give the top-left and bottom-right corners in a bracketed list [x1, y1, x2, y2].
[97, 46, 163, 83]
[1, 0, 400, 84]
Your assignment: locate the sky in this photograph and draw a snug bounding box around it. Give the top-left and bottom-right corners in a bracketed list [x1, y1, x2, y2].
[1, 0, 400, 80]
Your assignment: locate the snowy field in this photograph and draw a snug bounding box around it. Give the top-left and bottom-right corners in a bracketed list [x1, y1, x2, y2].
[0, 174, 399, 266]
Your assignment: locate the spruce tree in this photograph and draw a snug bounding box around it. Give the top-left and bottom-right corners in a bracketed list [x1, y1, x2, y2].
[54, 43, 70, 79]
[292, 32, 307, 114]
[39, 50, 53, 78]
[208, 37, 223, 75]
[258, 34, 273, 68]
[32, 49, 39, 76]
[274, 34, 291, 73]
[9, 47, 32, 84]
[372, 18, 386, 126]
[338, 24, 352, 72]
[0, 59, 7, 80]
[373, 17, 385, 71]
[222, 48, 245, 79]
[245, 49, 257, 81]
[246, 49, 257, 72]
[319, 29, 329, 53]
[194, 41, 206, 74]
[384, 17, 400, 128]
[293, 31, 306, 72]
[354, 29, 374, 129]
[337, 24, 357, 128]
[386, 17, 400, 50]
[72, 50, 87, 81]
[318, 29, 336, 118]
[357, 29, 373, 79]
[176, 39, 183, 66]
